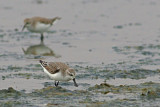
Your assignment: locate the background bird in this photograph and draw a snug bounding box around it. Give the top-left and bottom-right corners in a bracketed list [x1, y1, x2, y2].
[22, 16, 61, 43]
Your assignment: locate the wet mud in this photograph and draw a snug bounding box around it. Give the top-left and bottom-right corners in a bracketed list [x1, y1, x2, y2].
[0, 0, 160, 106]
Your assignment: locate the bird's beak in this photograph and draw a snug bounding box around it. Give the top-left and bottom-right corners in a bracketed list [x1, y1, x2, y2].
[22, 24, 26, 31]
[73, 78, 78, 87]
[57, 17, 61, 20]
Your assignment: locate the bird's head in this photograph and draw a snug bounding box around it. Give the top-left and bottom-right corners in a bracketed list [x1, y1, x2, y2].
[67, 68, 78, 87]
[22, 18, 31, 31]
[39, 60, 48, 67]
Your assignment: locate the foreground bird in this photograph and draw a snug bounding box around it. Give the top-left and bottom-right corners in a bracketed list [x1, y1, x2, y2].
[39, 60, 78, 87]
[22, 16, 61, 43]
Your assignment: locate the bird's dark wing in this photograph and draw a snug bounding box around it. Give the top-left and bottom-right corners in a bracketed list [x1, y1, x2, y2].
[44, 62, 60, 74]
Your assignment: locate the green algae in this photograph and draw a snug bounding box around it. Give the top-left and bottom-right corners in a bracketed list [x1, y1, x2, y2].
[46, 103, 65, 107]
[0, 87, 22, 99]
[31, 86, 73, 97]
[88, 82, 160, 100]
[80, 100, 106, 106]
[113, 44, 160, 57]
[2, 72, 48, 80]
[31, 86, 90, 98]
[7, 65, 23, 71]
[14, 73, 32, 79]
[0, 101, 22, 107]
[2, 76, 5, 80]
[113, 25, 123, 29]
[99, 69, 160, 79]
[0, 82, 160, 107]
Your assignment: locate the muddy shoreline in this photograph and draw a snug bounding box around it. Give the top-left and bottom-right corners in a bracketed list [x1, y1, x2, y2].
[1, 0, 160, 106]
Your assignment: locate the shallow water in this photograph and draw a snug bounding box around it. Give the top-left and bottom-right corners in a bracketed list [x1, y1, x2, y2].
[0, 0, 160, 106]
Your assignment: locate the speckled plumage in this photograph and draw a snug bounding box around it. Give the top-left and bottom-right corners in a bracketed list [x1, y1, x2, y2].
[39, 60, 78, 87]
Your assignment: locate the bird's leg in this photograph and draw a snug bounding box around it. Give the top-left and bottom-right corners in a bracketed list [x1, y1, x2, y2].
[56, 81, 59, 86]
[55, 81, 59, 87]
[40, 33, 44, 43]
[55, 81, 57, 87]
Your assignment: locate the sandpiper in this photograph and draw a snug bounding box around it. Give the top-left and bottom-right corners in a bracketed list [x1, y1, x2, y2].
[22, 16, 61, 43]
[39, 60, 78, 87]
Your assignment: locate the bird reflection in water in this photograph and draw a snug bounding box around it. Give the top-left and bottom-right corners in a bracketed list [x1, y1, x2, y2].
[22, 43, 60, 57]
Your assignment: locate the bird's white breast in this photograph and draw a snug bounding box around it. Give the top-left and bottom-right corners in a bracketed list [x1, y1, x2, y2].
[42, 67, 71, 81]
[27, 22, 51, 33]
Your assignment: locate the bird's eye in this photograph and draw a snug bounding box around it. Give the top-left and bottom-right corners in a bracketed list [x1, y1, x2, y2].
[42, 62, 47, 66]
